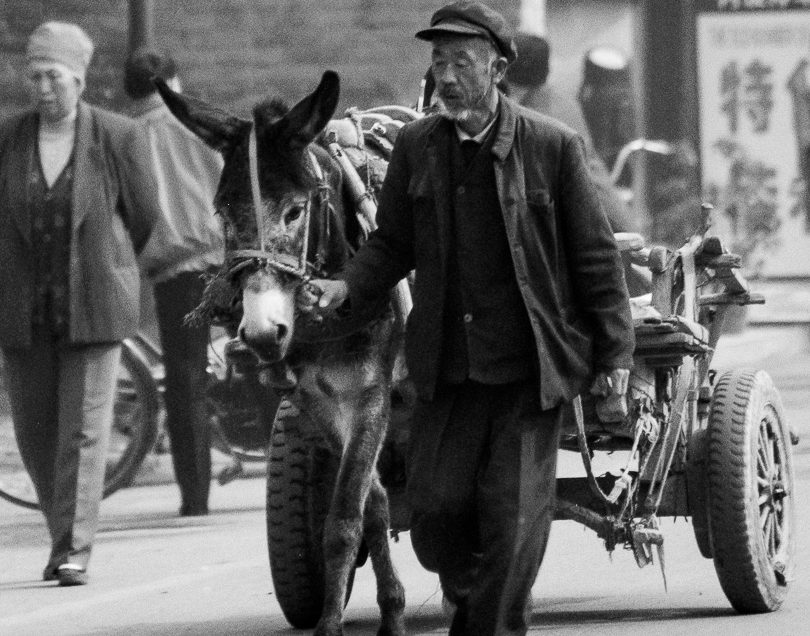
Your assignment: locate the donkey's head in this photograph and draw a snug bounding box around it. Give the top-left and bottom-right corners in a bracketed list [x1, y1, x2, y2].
[158, 71, 353, 362]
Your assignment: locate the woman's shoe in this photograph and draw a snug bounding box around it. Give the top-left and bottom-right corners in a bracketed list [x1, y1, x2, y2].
[57, 564, 87, 586]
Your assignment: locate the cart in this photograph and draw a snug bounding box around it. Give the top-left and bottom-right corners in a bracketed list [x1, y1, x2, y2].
[265, 205, 796, 628]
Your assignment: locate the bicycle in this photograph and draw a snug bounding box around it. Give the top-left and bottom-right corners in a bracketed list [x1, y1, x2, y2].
[0, 329, 276, 510]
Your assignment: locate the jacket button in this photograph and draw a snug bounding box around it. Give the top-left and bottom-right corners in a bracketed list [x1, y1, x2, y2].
[463, 313, 473, 323]
[457, 186, 465, 196]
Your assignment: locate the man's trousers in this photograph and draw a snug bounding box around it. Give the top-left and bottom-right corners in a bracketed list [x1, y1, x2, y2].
[408, 379, 562, 636]
[153, 271, 212, 515]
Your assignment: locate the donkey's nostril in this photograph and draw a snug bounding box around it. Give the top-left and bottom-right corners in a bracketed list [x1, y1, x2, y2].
[277, 324, 288, 341]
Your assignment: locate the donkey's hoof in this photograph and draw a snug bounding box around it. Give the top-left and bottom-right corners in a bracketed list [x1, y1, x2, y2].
[314, 620, 343, 636]
[377, 618, 406, 636]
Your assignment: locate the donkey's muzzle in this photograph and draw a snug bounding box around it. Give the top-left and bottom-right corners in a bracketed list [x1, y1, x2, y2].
[237, 323, 289, 363]
[224, 337, 261, 370]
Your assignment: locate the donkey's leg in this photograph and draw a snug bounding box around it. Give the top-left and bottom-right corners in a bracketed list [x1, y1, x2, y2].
[364, 472, 405, 636]
[315, 402, 385, 636]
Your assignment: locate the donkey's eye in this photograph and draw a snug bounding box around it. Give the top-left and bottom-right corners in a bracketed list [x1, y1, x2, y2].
[285, 205, 305, 223]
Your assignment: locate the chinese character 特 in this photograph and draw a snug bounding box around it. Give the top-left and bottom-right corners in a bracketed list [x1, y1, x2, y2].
[718, 59, 774, 134]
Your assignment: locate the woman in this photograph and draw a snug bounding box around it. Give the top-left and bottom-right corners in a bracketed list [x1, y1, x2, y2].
[0, 22, 157, 586]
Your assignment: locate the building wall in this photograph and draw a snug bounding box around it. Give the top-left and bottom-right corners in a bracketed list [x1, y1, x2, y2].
[0, 0, 520, 119]
[545, 0, 635, 104]
[1, 1, 636, 120]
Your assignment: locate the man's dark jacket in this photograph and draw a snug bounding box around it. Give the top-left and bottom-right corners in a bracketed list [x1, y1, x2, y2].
[340, 94, 635, 409]
[0, 102, 157, 346]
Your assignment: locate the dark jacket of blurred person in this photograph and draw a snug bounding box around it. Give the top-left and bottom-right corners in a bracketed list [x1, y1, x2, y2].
[124, 48, 224, 517]
[0, 22, 157, 586]
[505, 32, 639, 234]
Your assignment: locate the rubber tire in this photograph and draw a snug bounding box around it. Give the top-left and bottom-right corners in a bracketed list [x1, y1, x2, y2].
[706, 369, 795, 613]
[0, 341, 159, 509]
[686, 427, 713, 559]
[266, 400, 355, 629]
[102, 342, 161, 497]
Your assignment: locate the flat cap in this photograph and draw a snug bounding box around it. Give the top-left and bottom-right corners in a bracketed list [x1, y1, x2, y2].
[416, 1, 517, 63]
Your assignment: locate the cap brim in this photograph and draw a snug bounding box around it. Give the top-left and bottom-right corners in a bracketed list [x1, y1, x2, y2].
[416, 23, 490, 41]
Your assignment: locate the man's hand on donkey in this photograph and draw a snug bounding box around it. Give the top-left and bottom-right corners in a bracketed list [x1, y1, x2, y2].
[297, 279, 350, 315]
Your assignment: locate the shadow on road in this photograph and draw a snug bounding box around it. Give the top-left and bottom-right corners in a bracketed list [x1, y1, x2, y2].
[530, 604, 736, 627]
[57, 603, 737, 636]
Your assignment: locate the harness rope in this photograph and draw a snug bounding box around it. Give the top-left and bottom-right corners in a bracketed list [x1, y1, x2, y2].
[229, 124, 331, 283]
[248, 126, 266, 253]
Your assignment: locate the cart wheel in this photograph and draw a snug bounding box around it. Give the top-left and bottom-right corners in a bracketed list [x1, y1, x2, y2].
[686, 427, 712, 559]
[706, 369, 794, 613]
[266, 400, 354, 629]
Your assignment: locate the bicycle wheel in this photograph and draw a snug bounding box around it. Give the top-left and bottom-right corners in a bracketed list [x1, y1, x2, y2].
[0, 342, 160, 509]
[103, 342, 161, 496]
[0, 354, 37, 509]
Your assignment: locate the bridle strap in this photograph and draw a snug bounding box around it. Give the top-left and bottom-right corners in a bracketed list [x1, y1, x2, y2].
[231, 138, 334, 283]
[248, 126, 266, 252]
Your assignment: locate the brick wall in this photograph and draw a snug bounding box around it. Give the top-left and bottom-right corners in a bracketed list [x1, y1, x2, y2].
[0, 0, 521, 119]
[1, 1, 634, 120]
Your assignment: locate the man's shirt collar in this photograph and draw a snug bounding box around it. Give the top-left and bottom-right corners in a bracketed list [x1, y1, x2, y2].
[455, 91, 500, 143]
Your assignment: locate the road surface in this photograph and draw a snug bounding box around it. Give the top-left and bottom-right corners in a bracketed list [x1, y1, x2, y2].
[1, 325, 808, 635]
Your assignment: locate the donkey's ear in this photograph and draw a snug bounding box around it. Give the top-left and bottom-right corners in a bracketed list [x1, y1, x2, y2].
[155, 78, 251, 153]
[266, 70, 340, 152]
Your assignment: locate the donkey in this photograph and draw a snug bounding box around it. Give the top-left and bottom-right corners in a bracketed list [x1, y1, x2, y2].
[156, 72, 406, 636]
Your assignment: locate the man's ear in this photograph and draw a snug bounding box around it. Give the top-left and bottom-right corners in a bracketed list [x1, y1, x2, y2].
[492, 57, 509, 85]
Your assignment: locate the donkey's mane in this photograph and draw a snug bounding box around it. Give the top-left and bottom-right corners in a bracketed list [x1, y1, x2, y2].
[254, 98, 290, 122]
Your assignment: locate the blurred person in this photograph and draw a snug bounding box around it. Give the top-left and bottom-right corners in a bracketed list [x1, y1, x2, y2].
[505, 33, 592, 145]
[124, 48, 224, 517]
[298, 2, 635, 633]
[0, 22, 157, 586]
[505, 32, 639, 234]
[578, 45, 636, 174]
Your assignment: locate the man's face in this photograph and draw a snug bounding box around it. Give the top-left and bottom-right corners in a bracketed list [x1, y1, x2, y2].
[430, 35, 504, 123]
[25, 60, 82, 123]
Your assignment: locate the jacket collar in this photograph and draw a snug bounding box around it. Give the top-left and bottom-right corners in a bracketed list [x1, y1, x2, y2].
[71, 101, 102, 232]
[127, 94, 166, 119]
[426, 90, 517, 162]
[491, 92, 517, 162]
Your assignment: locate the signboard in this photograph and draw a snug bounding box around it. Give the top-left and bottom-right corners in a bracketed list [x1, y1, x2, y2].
[697, 2, 810, 277]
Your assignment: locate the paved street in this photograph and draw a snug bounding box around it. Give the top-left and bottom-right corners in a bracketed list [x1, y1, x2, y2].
[1, 325, 808, 635]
